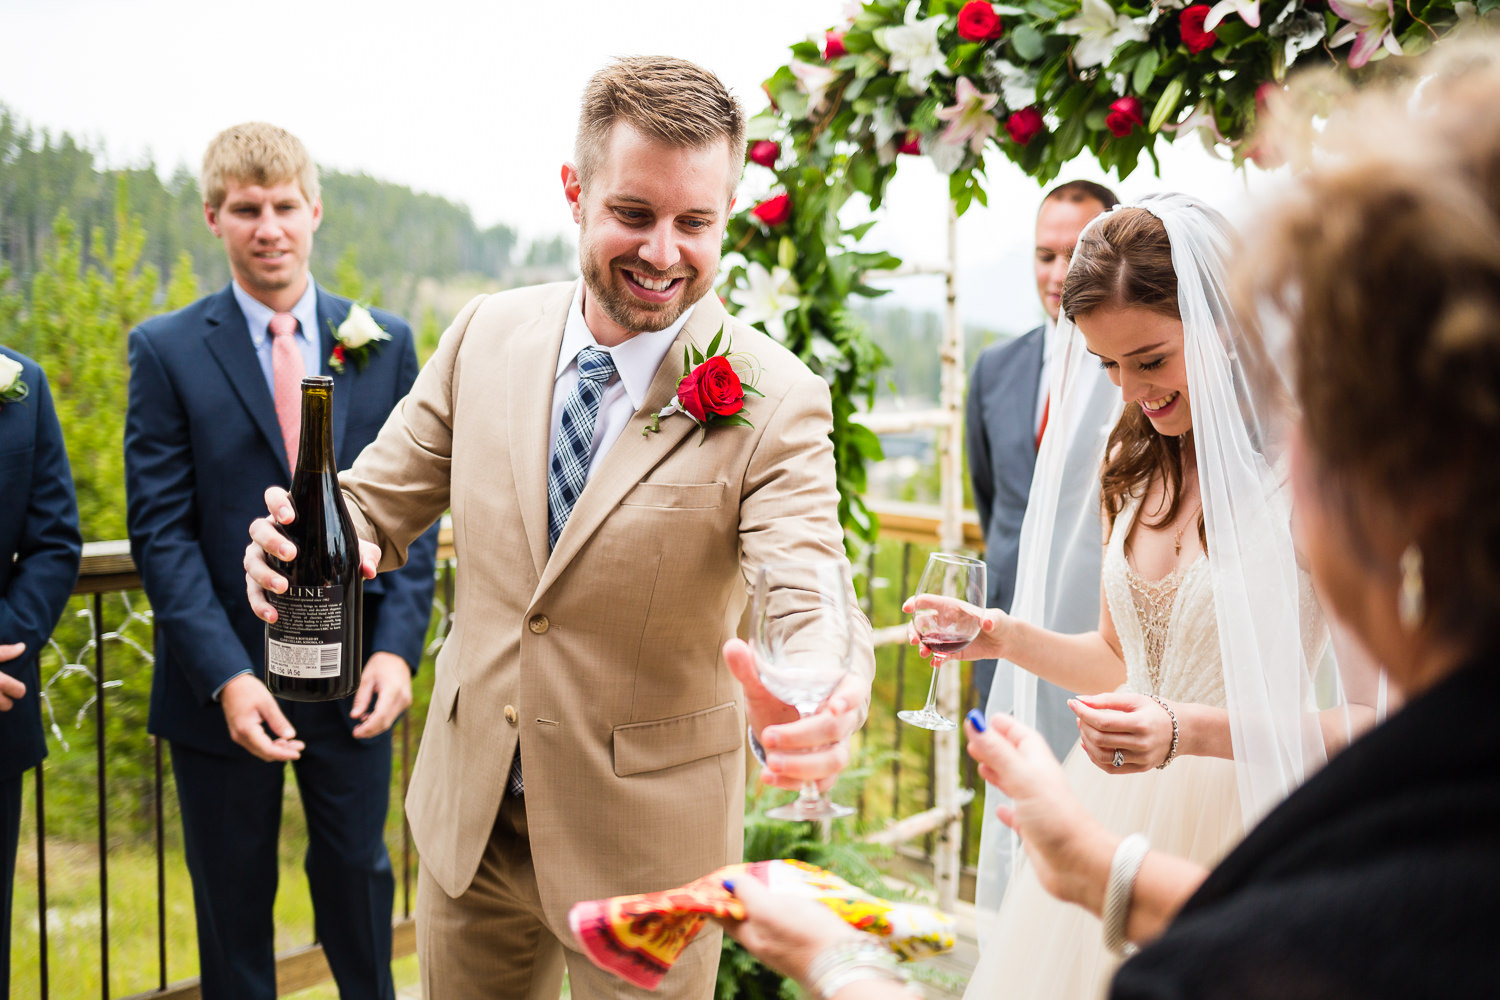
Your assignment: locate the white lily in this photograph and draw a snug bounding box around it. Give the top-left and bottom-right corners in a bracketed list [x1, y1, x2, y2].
[731, 263, 803, 342]
[1059, 0, 1150, 69]
[790, 60, 842, 115]
[1328, 0, 1402, 69]
[876, 3, 950, 93]
[1203, 0, 1260, 30]
[935, 77, 999, 154]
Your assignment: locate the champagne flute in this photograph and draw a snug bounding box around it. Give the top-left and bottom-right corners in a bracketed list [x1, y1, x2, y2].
[899, 552, 986, 731]
[750, 558, 856, 821]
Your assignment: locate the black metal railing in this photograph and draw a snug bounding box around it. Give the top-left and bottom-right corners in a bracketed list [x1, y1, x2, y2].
[19, 504, 976, 997]
[21, 537, 454, 1000]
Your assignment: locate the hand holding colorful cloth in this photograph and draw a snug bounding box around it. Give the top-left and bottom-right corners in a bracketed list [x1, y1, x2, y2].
[567, 859, 955, 990]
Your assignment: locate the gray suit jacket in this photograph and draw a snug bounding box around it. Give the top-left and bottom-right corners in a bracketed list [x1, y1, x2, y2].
[965, 326, 1076, 758]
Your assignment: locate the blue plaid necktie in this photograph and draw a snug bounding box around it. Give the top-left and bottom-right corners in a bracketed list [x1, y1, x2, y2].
[546, 346, 617, 549]
[511, 346, 616, 798]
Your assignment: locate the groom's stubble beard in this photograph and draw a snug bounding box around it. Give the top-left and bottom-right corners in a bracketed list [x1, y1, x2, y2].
[577, 207, 719, 335]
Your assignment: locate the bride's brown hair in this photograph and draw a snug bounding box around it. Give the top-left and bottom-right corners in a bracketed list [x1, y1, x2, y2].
[1061, 208, 1203, 544]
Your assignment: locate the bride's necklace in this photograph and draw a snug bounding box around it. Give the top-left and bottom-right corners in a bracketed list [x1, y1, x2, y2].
[1173, 502, 1203, 556]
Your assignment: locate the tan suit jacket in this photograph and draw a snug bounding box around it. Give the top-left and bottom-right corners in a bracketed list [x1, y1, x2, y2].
[339, 282, 873, 938]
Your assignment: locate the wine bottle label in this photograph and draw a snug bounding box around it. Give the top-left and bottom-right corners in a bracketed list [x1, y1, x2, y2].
[267, 585, 346, 679]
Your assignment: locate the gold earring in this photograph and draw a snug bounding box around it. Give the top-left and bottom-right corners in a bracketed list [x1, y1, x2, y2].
[1398, 543, 1425, 632]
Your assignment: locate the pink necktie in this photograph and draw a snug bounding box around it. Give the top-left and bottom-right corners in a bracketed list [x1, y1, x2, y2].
[269, 312, 306, 467]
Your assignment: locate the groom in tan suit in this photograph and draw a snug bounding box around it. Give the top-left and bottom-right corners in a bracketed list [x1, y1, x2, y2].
[246, 56, 873, 998]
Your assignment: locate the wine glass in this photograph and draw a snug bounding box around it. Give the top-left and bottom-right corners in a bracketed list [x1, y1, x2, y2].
[750, 558, 856, 821]
[899, 552, 987, 731]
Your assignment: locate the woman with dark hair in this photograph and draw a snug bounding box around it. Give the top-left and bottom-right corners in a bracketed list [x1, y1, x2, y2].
[717, 46, 1500, 1000]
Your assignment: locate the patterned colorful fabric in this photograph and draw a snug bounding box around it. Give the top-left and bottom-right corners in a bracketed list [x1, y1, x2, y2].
[567, 858, 956, 990]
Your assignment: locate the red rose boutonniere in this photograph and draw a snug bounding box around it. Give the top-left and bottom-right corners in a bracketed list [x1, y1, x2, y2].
[327, 303, 391, 373]
[0, 354, 27, 412]
[644, 327, 763, 443]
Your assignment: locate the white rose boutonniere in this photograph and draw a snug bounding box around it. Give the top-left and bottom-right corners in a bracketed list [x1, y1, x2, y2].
[328, 303, 392, 373]
[0, 355, 28, 409]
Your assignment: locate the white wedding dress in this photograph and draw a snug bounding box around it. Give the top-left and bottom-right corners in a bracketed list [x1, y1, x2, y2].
[963, 494, 1244, 1000]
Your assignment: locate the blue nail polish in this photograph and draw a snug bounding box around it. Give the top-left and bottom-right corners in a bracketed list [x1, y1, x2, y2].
[721, 878, 736, 892]
[966, 708, 987, 732]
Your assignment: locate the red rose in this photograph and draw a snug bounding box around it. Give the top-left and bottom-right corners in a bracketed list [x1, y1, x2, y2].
[1006, 107, 1045, 145]
[824, 29, 847, 60]
[332, 345, 346, 362]
[748, 140, 780, 168]
[676, 355, 744, 422]
[957, 1, 1005, 41]
[1179, 5, 1218, 54]
[752, 193, 792, 227]
[898, 131, 923, 155]
[1106, 96, 1145, 138]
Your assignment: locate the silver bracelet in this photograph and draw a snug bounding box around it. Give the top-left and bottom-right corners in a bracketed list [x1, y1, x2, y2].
[1102, 832, 1150, 956]
[804, 936, 911, 1000]
[1147, 694, 1179, 769]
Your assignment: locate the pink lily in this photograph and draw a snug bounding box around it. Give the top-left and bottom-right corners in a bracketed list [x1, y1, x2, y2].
[1328, 0, 1403, 69]
[934, 77, 999, 154]
[1202, 0, 1259, 30]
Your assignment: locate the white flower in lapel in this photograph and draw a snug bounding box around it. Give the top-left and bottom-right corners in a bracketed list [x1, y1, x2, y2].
[327, 303, 391, 373]
[0, 355, 27, 407]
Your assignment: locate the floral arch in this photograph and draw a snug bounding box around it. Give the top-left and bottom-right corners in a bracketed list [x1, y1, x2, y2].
[719, 0, 1489, 547]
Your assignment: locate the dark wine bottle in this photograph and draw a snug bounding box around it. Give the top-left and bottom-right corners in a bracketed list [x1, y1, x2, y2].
[265, 375, 364, 701]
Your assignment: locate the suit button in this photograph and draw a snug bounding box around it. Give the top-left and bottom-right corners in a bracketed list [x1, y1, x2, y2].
[528, 614, 550, 634]
[504, 705, 518, 725]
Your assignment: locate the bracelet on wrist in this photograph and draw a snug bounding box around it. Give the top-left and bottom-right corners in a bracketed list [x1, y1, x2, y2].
[804, 936, 911, 1000]
[1147, 694, 1179, 769]
[1102, 832, 1150, 956]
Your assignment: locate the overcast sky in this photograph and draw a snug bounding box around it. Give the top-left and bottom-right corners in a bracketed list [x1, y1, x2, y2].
[1, 0, 1276, 329]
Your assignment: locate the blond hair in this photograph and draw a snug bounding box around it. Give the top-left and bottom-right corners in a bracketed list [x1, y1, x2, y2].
[574, 56, 746, 196]
[200, 122, 319, 210]
[1242, 36, 1500, 647]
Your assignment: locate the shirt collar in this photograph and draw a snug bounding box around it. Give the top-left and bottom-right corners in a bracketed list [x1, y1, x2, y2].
[238, 278, 320, 350]
[556, 281, 695, 411]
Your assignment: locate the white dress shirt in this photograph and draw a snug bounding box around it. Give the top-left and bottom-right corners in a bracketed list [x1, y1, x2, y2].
[549, 283, 695, 481]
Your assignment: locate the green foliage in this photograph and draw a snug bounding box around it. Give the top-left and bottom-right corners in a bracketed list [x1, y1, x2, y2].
[331, 245, 383, 307]
[164, 249, 200, 311]
[724, 0, 1485, 548]
[0, 108, 521, 319]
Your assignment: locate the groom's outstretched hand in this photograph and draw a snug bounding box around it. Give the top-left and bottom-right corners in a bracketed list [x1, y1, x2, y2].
[723, 638, 862, 791]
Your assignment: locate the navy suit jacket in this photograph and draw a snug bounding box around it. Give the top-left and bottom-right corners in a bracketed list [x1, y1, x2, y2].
[124, 284, 439, 756]
[0, 348, 82, 779]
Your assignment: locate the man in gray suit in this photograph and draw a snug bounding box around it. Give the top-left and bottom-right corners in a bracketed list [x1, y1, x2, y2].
[965, 180, 1116, 757]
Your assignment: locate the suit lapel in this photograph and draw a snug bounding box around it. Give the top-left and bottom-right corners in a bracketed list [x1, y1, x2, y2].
[316, 289, 353, 460]
[508, 286, 574, 581]
[202, 287, 290, 476]
[535, 297, 722, 596]
[1008, 326, 1045, 467]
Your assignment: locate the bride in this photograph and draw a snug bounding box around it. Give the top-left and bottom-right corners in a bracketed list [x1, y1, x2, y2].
[918, 194, 1365, 999]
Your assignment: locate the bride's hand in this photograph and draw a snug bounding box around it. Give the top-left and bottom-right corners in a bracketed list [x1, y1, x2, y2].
[901, 595, 1010, 661]
[1070, 692, 1175, 774]
[965, 710, 1114, 910]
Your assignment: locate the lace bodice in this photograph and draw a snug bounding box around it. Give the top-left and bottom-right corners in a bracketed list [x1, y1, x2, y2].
[1103, 495, 1226, 707]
